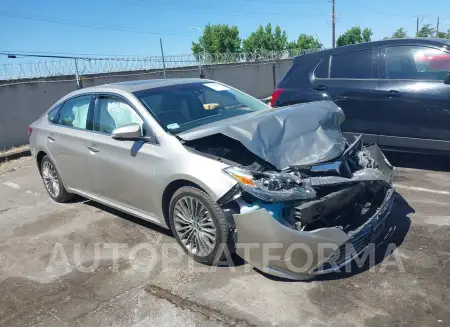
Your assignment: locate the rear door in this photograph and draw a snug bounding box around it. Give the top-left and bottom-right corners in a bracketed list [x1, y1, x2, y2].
[310, 47, 380, 143]
[45, 94, 94, 192]
[377, 44, 450, 151]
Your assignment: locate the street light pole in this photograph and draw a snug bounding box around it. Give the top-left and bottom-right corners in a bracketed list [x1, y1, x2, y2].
[191, 26, 206, 78]
[332, 0, 336, 48]
[160, 38, 167, 79]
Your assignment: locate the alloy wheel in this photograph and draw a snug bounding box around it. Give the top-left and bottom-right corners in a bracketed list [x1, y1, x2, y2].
[42, 161, 60, 198]
[173, 196, 217, 257]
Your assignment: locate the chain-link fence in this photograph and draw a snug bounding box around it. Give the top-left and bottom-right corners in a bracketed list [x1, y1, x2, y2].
[0, 48, 321, 81]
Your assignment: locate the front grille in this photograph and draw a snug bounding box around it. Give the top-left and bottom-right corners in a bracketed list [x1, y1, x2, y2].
[327, 232, 372, 267]
[314, 229, 374, 273]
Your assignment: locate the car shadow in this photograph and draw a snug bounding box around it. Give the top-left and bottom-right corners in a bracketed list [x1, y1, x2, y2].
[84, 200, 174, 238]
[384, 151, 450, 172]
[81, 199, 247, 267]
[312, 193, 413, 282]
[256, 194, 413, 283]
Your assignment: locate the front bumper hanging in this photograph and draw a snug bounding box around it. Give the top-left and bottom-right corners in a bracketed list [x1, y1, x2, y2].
[232, 143, 396, 280]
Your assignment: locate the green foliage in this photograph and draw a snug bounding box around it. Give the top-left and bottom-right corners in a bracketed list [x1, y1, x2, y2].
[336, 27, 373, 46]
[287, 34, 322, 50]
[191, 24, 241, 55]
[436, 28, 450, 39]
[242, 23, 288, 52]
[392, 27, 408, 39]
[417, 24, 435, 37]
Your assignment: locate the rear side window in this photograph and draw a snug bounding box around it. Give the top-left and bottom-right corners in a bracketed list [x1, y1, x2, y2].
[57, 95, 92, 130]
[330, 50, 372, 79]
[314, 58, 329, 78]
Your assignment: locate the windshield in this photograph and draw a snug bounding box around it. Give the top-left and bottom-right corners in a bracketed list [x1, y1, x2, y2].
[133, 82, 270, 133]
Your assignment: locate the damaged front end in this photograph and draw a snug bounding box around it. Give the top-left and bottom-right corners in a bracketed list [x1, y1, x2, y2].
[217, 135, 396, 280]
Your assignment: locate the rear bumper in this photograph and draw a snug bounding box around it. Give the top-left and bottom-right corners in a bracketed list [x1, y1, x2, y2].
[233, 188, 395, 280]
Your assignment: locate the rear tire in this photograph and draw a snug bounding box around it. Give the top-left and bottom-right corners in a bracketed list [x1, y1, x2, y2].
[40, 155, 73, 203]
[169, 186, 235, 265]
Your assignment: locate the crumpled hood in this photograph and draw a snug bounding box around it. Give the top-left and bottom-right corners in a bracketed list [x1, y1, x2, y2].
[178, 100, 347, 170]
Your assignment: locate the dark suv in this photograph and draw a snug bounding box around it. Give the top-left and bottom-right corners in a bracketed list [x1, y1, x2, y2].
[272, 38, 450, 154]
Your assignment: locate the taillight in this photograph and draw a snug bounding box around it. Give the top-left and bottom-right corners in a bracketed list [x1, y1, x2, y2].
[28, 127, 33, 137]
[270, 88, 284, 107]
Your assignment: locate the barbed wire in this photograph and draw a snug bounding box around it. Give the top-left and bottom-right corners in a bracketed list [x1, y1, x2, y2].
[0, 48, 321, 81]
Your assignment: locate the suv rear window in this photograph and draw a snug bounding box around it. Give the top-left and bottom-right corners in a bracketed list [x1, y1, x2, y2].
[330, 50, 372, 79]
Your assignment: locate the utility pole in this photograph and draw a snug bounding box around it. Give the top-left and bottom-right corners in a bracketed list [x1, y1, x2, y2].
[159, 38, 166, 79]
[416, 16, 419, 37]
[332, 0, 336, 48]
[437, 16, 440, 37]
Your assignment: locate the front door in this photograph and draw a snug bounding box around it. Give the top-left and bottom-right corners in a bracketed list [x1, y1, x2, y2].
[46, 95, 94, 193]
[310, 47, 380, 143]
[377, 44, 450, 151]
[86, 94, 166, 223]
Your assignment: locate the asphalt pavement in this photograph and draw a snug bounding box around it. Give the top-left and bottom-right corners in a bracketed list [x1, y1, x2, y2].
[0, 152, 449, 327]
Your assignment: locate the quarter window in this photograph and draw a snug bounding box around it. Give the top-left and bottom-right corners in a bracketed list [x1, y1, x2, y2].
[314, 58, 329, 78]
[330, 50, 372, 79]
[386, 46, 450, 81]
[93, 96, 142, 134]
[57, 95, 92, 129]
[48, 104, 61, 123]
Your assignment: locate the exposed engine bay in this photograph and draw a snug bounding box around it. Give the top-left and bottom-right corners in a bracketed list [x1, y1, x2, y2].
[186, 133, 394, 235]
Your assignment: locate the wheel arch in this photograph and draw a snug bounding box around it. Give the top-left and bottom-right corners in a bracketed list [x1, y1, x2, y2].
[36, 150, 47, 174]
[161, 179, 209, 228]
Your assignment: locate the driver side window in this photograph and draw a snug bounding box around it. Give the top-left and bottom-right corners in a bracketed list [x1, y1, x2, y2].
[93, 95, 143, 134]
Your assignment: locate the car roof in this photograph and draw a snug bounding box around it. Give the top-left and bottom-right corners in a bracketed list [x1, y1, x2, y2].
[294, 38, 450, 60]
[85, 78, 209, 93]
[56, 78, 213, 105]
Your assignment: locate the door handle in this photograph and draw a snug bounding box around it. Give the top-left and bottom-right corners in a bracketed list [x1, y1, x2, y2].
[47, 136, 56, 142]
[314, 85, 327, 91]
[387, 90, 401, 97]
[87, 145, 100, 153]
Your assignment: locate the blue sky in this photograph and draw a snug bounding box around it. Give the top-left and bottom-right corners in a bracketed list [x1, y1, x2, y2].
[1, 0, 449, 59]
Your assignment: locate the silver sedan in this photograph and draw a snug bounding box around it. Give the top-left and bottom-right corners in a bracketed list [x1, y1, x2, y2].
[29, 78, 395, 280]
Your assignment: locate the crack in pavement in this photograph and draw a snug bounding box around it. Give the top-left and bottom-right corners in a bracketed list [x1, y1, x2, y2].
[145, 284, 256, 327]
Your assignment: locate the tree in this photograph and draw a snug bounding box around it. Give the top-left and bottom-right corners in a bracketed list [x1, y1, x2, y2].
[392, 27, 408, 39]
[287, 34, 322, 51]
[436, 28, 450, 39]
[417, 24, 435, 37]
[191, 24, 241, 55]
[336, 27, 372, 46]
[242, 23, 288, 52]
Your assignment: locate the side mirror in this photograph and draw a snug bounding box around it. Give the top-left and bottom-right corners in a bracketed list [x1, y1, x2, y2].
[445, 72, 450, 85]
[111, 123, 143, 141]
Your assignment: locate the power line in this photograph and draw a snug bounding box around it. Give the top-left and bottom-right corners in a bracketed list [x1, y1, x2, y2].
[0, 50, 140, 58]
[111, 0, 329, 18]
[242, 0, 329, 3]
[0, 11, 190, 36]
[343, 0, 416, 19]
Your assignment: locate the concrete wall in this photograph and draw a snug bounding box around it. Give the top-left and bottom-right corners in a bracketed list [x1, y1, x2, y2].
[0, 59, 293, 149]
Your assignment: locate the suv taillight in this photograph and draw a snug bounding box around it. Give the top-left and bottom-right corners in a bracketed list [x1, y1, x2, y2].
[28, 127, 33, 137]
[270, 88, 284, 107]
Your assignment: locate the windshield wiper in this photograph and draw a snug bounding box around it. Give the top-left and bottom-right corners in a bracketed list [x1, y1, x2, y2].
[225, 104, 249, 110]
[177, 113, 222, 127]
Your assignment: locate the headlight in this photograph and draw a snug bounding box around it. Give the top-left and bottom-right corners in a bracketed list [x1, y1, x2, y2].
[223, 167, 316, 202]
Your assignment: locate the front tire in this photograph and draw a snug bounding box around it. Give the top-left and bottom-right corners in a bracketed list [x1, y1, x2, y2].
[40, 155, 73, 203]
[169, 186, 235, 265]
